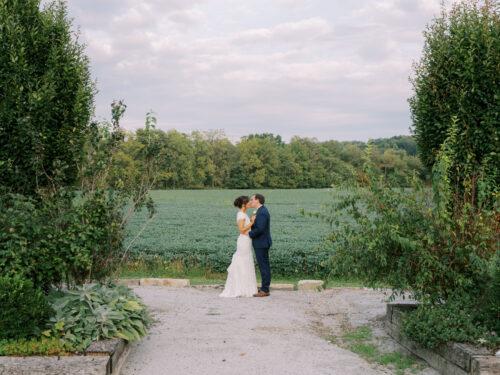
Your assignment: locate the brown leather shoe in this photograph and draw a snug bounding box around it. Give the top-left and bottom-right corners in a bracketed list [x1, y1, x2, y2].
[253, 291, 270, 297]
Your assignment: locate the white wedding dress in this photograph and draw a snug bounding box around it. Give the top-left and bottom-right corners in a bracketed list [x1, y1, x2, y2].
[219, 211, 258, 298]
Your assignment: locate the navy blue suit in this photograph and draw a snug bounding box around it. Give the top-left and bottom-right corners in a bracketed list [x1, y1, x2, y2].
[249, 205, 272, 293]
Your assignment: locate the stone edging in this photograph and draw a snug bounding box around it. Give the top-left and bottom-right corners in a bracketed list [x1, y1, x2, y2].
[86, 338, 130, 375]
[385, 302, 499, 375]
[117, 278, 325, 291]
[0, 339, 129, 375]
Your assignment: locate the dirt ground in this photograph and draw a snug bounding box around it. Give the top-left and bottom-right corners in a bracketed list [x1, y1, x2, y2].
[121, 287, 437, 375]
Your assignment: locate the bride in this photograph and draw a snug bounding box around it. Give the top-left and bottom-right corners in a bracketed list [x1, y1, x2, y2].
[219, 196, 258, 298]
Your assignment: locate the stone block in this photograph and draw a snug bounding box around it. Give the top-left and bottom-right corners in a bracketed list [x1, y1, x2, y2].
[386, 303, 499, 375]
[297, 280, 324, 291]
[440, 343, 493, 373]
[115, 278, 140, 286]
[270, 283, 295, 291]
[0, 339, 129, 375]
[139, 278, 190, 287]
[192, 284, 223, 290]
[471, 356, 500, 375]
[386, 301, 418, 324]
[0, 355, 109, 375]
[86, 339, 121, 355]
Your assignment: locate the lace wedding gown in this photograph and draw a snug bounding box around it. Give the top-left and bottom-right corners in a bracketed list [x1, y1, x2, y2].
[219, 211, 258, 298]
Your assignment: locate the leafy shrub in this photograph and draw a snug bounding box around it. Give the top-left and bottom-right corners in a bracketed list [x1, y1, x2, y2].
[0, 276, 53, 340]
[402, 294, 498, 349]
[0, 103, 158, 289]
[317, 136, 498, 347]
[48, 284, 151, 351]
[0, 338, 74, 356]
[0, 191, 122, 289]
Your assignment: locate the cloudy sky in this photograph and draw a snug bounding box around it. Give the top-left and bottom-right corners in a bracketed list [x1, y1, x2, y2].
[63, 0, 451, 141]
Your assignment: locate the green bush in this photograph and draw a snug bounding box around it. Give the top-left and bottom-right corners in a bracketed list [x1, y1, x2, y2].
[317, 139, 498, 347]
[0, 0, 94, 196]
[0, 193, 71, 291]
[402, 294, 498, 349]
[48, 284, 151, 351]
[0, 0, 158, 288]
[0, 104, 158, 288]
[0, 276, 53, 340]
[0, 191, 122, 289]
[409, 0, 499, 198]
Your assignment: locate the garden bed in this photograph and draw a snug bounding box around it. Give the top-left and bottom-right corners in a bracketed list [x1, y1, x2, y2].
[385, 302, 499, 375]
[0, 339, 129, 375]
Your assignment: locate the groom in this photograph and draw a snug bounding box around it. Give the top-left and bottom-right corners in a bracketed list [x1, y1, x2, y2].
[249, 194, 272, 297]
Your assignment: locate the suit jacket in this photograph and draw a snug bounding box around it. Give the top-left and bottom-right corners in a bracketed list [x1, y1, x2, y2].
[249, 205, 272, 249]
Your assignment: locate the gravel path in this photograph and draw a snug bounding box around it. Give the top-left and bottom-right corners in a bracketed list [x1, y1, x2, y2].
[121, 287, 437, 375]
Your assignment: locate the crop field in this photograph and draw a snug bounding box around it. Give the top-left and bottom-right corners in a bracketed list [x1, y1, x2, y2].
[125, 189, 335, 277]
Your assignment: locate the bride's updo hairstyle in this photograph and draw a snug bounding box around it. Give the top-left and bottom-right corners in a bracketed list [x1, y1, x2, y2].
[233, 195, 249, 208]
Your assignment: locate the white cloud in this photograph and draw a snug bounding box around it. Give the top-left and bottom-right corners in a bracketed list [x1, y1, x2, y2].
[66, 0, 448, 141]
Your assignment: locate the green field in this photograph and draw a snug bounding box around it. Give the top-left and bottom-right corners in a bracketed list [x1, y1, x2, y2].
[125, 189, 334, 277]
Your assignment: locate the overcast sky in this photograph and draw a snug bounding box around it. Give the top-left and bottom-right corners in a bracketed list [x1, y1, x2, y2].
[64, 0, 452, 142]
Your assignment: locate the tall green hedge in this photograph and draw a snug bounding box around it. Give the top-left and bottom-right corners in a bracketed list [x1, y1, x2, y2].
[0, 0, 94, 195]
[409, 0, 499, 194]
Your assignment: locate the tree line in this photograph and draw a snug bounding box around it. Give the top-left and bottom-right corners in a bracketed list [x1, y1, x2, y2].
[116, 128, 426, 189]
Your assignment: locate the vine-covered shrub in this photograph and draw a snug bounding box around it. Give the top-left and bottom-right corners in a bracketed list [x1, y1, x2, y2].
[0, 276, 53, 340]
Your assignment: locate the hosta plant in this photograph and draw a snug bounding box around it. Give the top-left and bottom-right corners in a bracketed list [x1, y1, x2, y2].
[47, 284, 151, 351]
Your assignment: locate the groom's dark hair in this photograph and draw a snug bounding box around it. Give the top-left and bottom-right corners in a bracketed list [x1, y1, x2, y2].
[254, 193, 265, 205]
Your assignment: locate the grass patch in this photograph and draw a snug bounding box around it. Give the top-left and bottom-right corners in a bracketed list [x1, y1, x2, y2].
[325, 278, 365, 288]
[333, 326, 420, 374]
[349, 342, 378, 361]
[117, 260, 226, 283]
[342, 326, 373, 341]
[379, 352, 419, 373]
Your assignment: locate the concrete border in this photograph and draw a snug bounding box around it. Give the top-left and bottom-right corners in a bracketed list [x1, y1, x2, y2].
[0, 339, 129, 375]
[118, 278, 331, 292]
[271, 283, 295, 291]
[116, 278, 190, 287]
[385, 302, 498, 375]
[297, 280, 324, 291]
